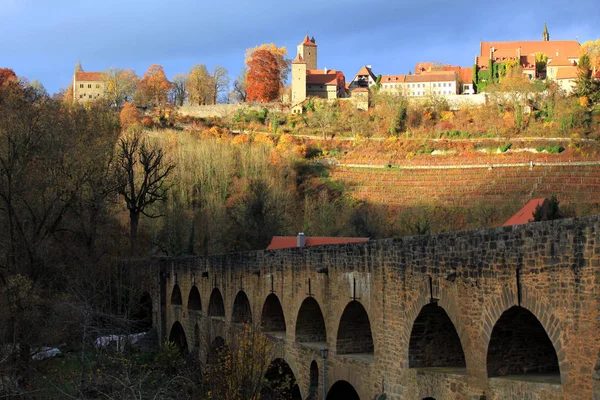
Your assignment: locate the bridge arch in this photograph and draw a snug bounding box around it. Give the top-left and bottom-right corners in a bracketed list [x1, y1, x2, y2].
[168, 321, 188, 354]
[261, 358, 302, 400]
[336, 300, 374, 355]
[486, 305, 560, 380]
[260, 293, 286, 334]
[408, 302, 466, 369]
[232, 290, 252, 324]
[295, 297, 326, 345]
[403, 279, 470, 371]
[482, 287, 565, 383]
[187, 285, 202, 311]
[326, 380, 360, 400]
[208, 288, 225, 317]
[170, 284, 182, 306]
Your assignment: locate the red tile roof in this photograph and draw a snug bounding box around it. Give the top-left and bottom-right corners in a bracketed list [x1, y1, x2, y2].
[292, 53, 306, 64]
[459, 67, 473, 84]
[381, 75, 406, 83]
[300, 35, 317, 47]
[556, 66, 578, 80]
[415, 62, 434, 74]
[478, 40, 580, 68]
[75, 72, 105, 81]
[405, 72, 457, 83]
[267, 236, 369, 250]
[306, 69, 345, 87]
[502, 199, 546, 226]
[547, 54, 576, 66]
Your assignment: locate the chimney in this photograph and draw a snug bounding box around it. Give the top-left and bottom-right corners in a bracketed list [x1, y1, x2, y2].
[490, 46, 495, 60]
[297, 232, 306, 248]
[324, 67, 328, 74]
[366, 64, 372, 69]
[556, 49, 559, 57]
[517, 46, 521, 59]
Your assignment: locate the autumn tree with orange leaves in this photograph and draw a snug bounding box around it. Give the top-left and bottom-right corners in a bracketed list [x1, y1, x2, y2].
[0, 68, 18, 88]
[246, 50, 281, 103]
[138, 64, 171, 107]
[245, 43, 290, 88]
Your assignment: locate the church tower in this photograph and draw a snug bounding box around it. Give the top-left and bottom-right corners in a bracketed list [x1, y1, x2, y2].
[291, 53, 307, 111]
[543, 23, 549, 41]
[297, 35, 318, 70]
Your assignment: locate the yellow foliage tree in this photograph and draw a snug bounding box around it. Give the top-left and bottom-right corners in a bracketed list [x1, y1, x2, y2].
[581, 39, 600, 75]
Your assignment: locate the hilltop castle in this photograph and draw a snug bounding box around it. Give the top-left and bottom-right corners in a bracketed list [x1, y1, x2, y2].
[291, 36, 346, 113]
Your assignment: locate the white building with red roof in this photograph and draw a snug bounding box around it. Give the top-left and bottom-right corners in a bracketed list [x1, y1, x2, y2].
[72, 62, 106, 103]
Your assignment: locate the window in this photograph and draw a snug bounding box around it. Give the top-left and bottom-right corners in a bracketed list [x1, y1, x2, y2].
[550, 68, 554, 74]
[80, 84, 84, 88]
[89, 95, 92, 99]
[443, 83, 447, 87]
[96, 84, 100, 88]
[79, 94, 83, 98]
[88, 84, 92, 89]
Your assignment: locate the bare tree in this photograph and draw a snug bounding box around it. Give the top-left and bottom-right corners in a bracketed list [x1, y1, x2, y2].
[211, 66, 230, 105]
[232, 68, 248, 103]
[117, 131, 174, 253]
[171, 73, 188, 107]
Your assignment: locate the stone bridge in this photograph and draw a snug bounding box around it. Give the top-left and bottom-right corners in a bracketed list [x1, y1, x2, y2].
[142, 216, 600, 400]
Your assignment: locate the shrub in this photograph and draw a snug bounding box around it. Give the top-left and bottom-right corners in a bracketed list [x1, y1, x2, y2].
[141, 117, 153, 128]
[253, 133, 274, 146]
[546, 145, 565, 154]
[499, 142, 512, 152]
[120, 102, 140, 130]
[231, 134, 250, 146]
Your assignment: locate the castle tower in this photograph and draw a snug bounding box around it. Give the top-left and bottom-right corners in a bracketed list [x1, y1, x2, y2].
[543, 23, 549, 41]
[297, 35, 317, 70]
[291, 53, 307, 110]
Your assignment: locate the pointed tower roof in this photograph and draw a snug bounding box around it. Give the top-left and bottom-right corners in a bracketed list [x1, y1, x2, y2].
[292, 53, 306, 64]
[543, 23, 549, 41]
[299, 35, 317, 47]
[74, 61, 83, 73]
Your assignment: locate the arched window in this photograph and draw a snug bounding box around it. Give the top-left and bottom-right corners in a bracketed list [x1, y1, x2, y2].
[208, 288, 225, 317]
[261, 293, 286, 335]
[188, 285, 202, 311]
[295, 297, 326, 344]
[171, 284, 182, 306]
[487, 306, 560, 381]
[168, 321, 188, 354]
[261, 358, 302, 400]
[232, 291, 252, 324]
[408, 303, 465, 369]
[326, 380, 360, 400]
[336, 301, 373, 355]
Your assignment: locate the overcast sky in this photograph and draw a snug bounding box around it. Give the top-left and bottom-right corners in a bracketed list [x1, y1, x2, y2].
[2, 0, 598, 95]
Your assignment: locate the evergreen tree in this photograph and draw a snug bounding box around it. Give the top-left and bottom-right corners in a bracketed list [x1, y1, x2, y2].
[574, 54, 600, 103]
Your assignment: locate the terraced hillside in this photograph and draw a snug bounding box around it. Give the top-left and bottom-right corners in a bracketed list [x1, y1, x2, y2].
[330, 164, 600, 211]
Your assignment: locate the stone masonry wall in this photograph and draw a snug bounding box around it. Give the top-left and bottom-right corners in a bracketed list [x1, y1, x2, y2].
[149, 215, 600, 400]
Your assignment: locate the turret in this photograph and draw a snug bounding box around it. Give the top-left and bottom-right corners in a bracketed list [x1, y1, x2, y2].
[291, 53, 307, 105]
[297, 35, 317, 70]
